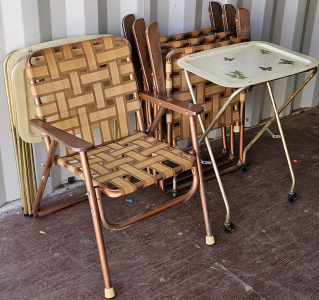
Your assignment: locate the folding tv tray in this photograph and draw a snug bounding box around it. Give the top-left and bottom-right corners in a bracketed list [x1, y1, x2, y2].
[178, 41, 318, 204]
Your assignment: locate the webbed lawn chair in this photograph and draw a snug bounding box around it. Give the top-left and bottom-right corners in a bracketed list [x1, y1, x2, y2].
[4, 34, 111, 216]
[144, 21, 247, 233]
[124, 17, 232, 198]
[122, 13, 226, 143]
[121, 9, 250, 233]
[143, 8, 250, 231]
[122, 10, 234, 155]
[25, 36, 215, 298]
[130, 8, 250, 184]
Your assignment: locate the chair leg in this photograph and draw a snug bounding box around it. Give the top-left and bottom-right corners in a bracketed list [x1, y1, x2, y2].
[189, 116, 215, 245]
[238, 93, 246, 163]
[229, 125, 235, 160]
[32, 140, 57, 217]
[79, 151, 115, 299]
[221, 126, 227, 155]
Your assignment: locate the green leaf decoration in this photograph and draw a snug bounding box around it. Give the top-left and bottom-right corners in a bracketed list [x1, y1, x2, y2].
[260, 49, 272, 55]
[226, 70, 248, 80]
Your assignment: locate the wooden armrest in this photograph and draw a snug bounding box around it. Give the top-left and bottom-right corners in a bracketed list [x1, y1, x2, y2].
[139, 91, 203, 116]
[29, 119, 94, 152]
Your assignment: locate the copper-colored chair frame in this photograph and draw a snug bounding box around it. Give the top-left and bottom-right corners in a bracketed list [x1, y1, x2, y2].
[25, 36, 215, 298]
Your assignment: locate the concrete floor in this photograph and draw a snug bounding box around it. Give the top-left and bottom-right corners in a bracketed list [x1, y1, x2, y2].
[0, 107, 319, 299]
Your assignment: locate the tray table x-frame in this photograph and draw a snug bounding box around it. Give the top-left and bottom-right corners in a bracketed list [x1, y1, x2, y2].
[178, 41, 318, 230]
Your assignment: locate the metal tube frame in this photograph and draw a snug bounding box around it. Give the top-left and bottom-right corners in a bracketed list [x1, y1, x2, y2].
[31, 139, 58, 216]
[79, 151, 114, 297]
[242, 68, 317, 164]
[198, 84, 250, 144]
[266, 82, 295, 194]
[96, 165, 199, 230]
[189, 116, 214, 243]
[184, 70, 248, 230]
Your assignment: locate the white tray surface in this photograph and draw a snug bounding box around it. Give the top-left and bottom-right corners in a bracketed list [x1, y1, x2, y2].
[177, 41, 319, 88]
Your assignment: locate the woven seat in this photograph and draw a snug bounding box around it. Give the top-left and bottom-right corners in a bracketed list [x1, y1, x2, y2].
[25, 35, 213, 298]
[121, 9, 250, 202]
[58, 131, 195, 196]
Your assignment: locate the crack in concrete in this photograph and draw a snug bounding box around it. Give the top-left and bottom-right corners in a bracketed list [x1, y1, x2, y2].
[217, 262, 265, 299]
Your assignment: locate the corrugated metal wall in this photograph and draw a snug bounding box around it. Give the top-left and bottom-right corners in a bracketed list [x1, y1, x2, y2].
[0, 0, 318, 205]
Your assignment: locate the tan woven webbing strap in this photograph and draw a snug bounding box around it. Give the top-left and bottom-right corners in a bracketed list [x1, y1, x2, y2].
[160, 27, 216, 44]
[57, 132, 195, 195]
[161, 31, 232, 51]
[26, 36, 141, 149]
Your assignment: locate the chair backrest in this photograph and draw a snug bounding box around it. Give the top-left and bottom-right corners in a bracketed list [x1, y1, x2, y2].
[208, 1, 224, 32]
[25, 36, 141, 149]
[7, 34, 112, 144]
[222, 4, 237, 36]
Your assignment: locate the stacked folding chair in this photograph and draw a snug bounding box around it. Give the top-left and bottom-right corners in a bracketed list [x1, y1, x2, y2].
[123, 2, 251, 189]
[122, 2, 251, 233]
[3, 34, 111, 216]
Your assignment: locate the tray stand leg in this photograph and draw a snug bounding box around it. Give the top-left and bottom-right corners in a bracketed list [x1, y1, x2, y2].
[266, 82, 296, 200]
[242, 68, 317, 171]
[184, 70, 248, 231]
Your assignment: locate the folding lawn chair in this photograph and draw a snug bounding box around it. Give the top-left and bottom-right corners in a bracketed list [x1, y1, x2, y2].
[3, 34, 111, 216]
[134, 7, 250, 228]
[122, 9, 231, 152]
[122, 13, 226, 143]
[25, 35, 215, 298]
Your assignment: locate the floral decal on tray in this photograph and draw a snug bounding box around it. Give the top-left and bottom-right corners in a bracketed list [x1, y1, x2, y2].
[259, 67, 272, 71]
[279, 59, 295, 65]
[260, 49, 272, 55]
[226, 70, 248, 79]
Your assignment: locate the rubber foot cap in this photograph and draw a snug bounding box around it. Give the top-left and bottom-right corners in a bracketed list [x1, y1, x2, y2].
[241, 162, 249, 172]
[224, 222, 235, 234]
[105, 287, 115, 299]
[233, 125, 240, 133]
[206, 235, 215, 245]
[288, 192, 297, 203]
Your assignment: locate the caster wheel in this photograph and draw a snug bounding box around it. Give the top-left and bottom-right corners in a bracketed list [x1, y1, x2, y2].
[172, 191, 177, 199]
[241, 162, 249, 172]
[288, 192, 297, 203]
[224, 222, 235, 234]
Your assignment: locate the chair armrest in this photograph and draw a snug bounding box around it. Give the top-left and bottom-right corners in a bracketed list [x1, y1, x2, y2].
[139, 91, 203, 116]
[29, 119, 94, 152]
